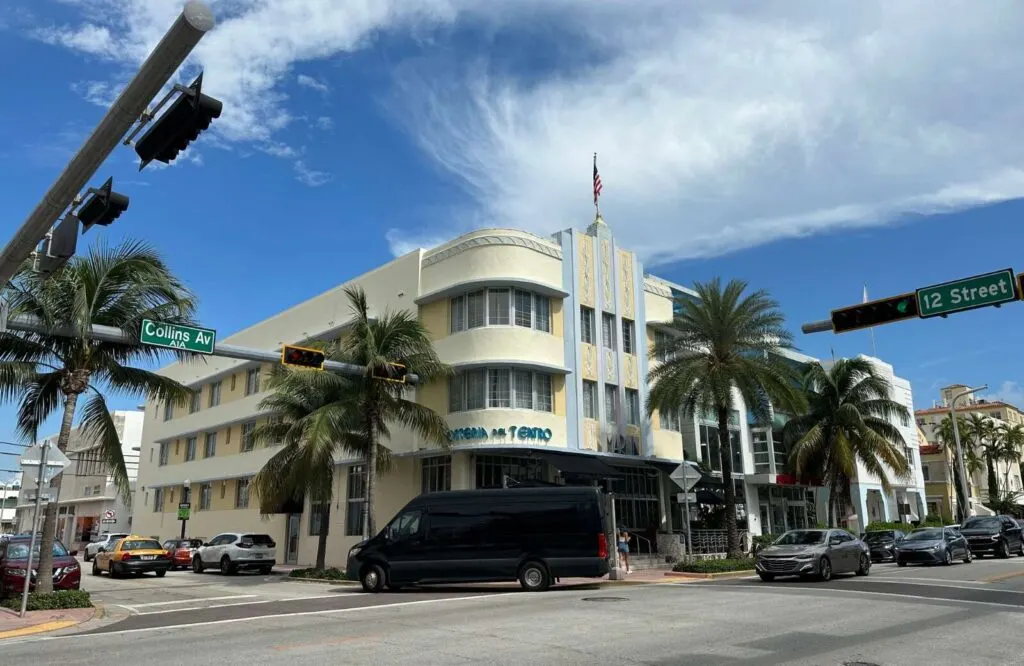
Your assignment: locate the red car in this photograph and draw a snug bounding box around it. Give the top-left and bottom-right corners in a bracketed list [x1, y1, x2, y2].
[162, 538, 205, 570]
[0, 536, 81, 597]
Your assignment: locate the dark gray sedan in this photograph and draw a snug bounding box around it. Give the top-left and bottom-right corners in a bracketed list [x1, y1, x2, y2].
[756, 529, 871, 582]
[895, 527, 973, 566]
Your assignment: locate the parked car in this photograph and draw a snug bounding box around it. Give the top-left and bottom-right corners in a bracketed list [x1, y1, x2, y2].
[895, 527, 973, 566]
[959, 515, 1024, 558]
[0, 536, 81, 597]
[863, 529, 906, 563]
[347, 486, 610, 593]
[162, 538, 205, 570]
[92, 535, 172, 578]
[191, 533, 276, 575]
[84, 533, 129, 561]
[756, 528, 871, 582]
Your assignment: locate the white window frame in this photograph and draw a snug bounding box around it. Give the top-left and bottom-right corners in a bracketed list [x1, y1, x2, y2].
[449, 368, 554, 413]
[199, 483, 212, 511]
[208, 381, 221, 408]
[185, 437, 197, 462]
[601, 313, 616, 350]
[622, 319, 635, 355]
[153, 487, 164, 513]
[204, 432, 217, 458]
[245, 368, 261, 396]
[158, 442, 169, 466]
[580, 307, 596, 344]
[450, 288, 552, 334]
[241, 421, 256, 452]
[605, 384, 619, 423]
[625, 388, 640, 425]
[582, 380, 598, 419]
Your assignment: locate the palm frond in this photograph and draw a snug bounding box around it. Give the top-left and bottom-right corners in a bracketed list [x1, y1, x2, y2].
[78, 391, 132, 506]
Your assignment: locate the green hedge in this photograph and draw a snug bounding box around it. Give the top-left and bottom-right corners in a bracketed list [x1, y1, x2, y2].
[287, 567, 348, 581]
[865, 516, 947, 534]
[672, 557, 755, 574]
[0, 589, 93, 611]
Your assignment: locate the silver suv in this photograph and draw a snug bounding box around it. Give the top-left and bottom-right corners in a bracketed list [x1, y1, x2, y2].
[84, 533, 129, 561]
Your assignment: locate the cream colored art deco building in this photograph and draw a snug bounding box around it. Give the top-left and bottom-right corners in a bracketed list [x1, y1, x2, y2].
[132, 218, 731, 566]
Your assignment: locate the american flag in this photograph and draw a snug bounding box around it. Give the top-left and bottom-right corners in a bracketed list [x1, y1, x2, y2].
[593, 153, 603, 206]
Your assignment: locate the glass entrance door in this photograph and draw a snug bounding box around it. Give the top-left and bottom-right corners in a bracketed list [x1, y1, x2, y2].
[285, 513, 300, 565]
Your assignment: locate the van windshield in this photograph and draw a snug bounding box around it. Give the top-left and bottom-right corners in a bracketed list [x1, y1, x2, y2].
[386, 511, 422, 540]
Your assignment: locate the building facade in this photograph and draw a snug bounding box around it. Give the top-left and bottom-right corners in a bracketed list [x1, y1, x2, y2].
[16, 411, 142, 548]
[1, 473, 20, 534]
[130, 220, 922, 566]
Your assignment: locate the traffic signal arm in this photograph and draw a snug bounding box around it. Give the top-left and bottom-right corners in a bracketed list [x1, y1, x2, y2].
[830, 292, 918, 334]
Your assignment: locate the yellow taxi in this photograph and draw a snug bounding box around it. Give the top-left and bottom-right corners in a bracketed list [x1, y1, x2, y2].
[92, 535, 172, 578]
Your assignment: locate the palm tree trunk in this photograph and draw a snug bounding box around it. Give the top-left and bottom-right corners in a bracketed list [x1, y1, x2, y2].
[34, 391, 79, 595]
[315, 505, 330, 570]
[986, 456, 999, 501]
[716, 407, 741, 558]
[362, 398, 378, 539]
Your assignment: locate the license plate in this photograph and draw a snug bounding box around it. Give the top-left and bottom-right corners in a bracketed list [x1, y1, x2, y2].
[142, 555, 156, 560]
[253, 553, 263, 559]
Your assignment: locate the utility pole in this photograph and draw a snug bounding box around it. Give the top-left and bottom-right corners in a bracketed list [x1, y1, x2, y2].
[0, 1, 216, 289]
[950, 385, 986, 523]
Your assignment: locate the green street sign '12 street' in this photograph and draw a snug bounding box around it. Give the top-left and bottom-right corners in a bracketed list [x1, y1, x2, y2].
[916, 268, 1018, 319]
[140, 319, 217, 354]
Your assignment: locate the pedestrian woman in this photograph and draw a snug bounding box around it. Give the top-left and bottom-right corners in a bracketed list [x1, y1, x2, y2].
[618, 529, 632, 573]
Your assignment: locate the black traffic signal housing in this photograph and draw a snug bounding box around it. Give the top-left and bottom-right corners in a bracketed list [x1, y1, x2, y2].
[78, 178, 130, 232]
[831, 292, 919, 334]
[281, 345, 326, 370]
[135, 73, 223, 170]
[1017, 273, 1024, 301]
[372, 362, 408, 384]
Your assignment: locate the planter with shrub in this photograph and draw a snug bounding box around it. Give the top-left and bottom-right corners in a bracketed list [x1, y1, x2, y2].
[286, 567, 349, 582]
[671, 557, 756, 574]
[0, 589, 93, 612]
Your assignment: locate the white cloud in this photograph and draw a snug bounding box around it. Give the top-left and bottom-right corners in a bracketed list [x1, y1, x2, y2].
[384, 228, 456, 257]
[34, 1, 1024, 262]
[294, 160, 331, 187]
[982, 381, 1024, 410]
[314, 116, 334, 131]
[297, 74, 329, 94]
[70, 80, 118, 107]
[258, 141, 299, 158]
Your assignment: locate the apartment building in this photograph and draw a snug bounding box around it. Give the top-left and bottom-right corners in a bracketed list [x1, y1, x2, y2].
[16, 411, 142, 548]
[131, 218, 924, 566]
[1, 473, 20, 534]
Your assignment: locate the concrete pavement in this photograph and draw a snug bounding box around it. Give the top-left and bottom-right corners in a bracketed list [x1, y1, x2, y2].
[5, 571, 1024, 664]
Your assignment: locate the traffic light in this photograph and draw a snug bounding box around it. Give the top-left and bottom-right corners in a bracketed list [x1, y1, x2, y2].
[281, 345, 325, 370]
[831, 292, 918, 334]
[134, 73, 223, 170]
[1018, 273, 1024, 301]
[77, 178, 130, 232]
[372, 362, 408, 384]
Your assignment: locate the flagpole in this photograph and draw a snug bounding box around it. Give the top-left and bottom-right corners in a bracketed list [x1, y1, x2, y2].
[593, 152, 601, 219]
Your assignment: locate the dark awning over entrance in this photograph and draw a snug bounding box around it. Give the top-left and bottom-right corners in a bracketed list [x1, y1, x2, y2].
[535, 450, 623, 479]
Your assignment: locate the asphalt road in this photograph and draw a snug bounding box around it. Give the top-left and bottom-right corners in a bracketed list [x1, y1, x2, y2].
[5, 557, 1024, 664]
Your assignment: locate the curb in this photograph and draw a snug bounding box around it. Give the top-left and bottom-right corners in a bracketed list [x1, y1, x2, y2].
[663, 570, 755, 580]
[0, 606, 99, 641]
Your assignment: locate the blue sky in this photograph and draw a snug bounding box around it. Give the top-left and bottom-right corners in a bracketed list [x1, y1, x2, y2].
[4, 1, 1024, 475]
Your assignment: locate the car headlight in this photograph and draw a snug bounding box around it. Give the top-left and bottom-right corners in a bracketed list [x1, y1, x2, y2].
[794, 554, 816, 560]
[931, 544, 944, 551]
[348, 546, 361, 557]
[991, 535, 1000, 541]
[66, 562, 79, 572]
[5, 567, 27, 577]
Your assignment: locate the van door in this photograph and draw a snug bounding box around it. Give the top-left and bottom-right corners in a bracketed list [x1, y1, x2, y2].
[421, 503, 502, 581]
[380, 509, 425, 584]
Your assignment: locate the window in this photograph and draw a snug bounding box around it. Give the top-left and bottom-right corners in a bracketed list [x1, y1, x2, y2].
[230, 374, 236, 392]
[450, 369, 554, 412]
[245, 368, 261, 396]
[158, 443, 169, 466]
[153, 487, 163, 513]
[190, 391, 201, 414]
[421, 456, 451, 494]
[580, 307, 596, 344]
[622, 319, 635, 354]
[660, 407, 680, 431]
[582, 381, 598, 419]
[921, 465, 930, 482]
[181, 486, 191, 505]
[897, 410, 910, 427]
[653, 330, 670, 362]
[605, 384, 619, 423]
[345, 466, 366, 536]
[241, 422, 256, 452]
[208, 381, 221, 407]
[699, 424, 743, 473]
[475, 455, 546, 489]
[198, 483, 211, 511]
[904, 446, 915, 467]
[309, 502, 330, 536]
[235, 478, 250, 509]
[450, 288, 553, 333]
[163, 401, 173, 421]
[601, 313, 615, 349]
[185, 437, 197, 462]
[204, 432, 217, 458]
[625, 389, 640, 425]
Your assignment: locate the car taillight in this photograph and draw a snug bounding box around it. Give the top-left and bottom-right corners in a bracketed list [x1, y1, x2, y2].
[267, 541, 276, 548]
[597, 533, 608, 559]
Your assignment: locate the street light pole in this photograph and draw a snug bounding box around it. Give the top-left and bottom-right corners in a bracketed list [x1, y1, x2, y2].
[950, 384, 987, 523]
[180, 479, 191, 539]
[0, 1, 216, 289]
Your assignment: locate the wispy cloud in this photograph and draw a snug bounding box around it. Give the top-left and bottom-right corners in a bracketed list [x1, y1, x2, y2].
[297, 74, 329, 94]
[258, 142, 298, 159]
[294, 160, 331, 187]
[981, 381, 1024, 409]
[70, 80, 118, 107]
[314, 116, 334, 131]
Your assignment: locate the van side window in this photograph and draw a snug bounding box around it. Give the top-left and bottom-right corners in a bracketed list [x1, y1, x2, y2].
[387, 511, 423, 540]
[428, 507, 494, 543]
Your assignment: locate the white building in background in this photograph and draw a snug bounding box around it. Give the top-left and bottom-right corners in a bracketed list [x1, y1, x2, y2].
[16, 410, 143, 548]
[1, 473, 21, 534]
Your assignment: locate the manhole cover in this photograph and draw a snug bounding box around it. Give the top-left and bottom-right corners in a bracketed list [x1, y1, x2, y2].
[582, 596, 628, 602]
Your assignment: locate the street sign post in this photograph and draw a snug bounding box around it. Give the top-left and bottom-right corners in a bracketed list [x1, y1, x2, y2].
[916, 268, 1017, 319]
[140, 319, 216, 354]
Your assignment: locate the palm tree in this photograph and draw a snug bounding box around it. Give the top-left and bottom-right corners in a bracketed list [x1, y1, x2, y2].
[332, 286, 451, 537]
[0, 240, 198, 593]
[647, 278, 804, 558]
[966, 413, 1000, 499]
[783, 358, 912, 528]
[249, 365, 371, 569]
[932, 415, 973, 519]
[995, 424, 1024, 491]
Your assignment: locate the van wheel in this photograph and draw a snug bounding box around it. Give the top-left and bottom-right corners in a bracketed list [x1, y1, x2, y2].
[361, 564, 386, 593]
[518, 561, 550, 592]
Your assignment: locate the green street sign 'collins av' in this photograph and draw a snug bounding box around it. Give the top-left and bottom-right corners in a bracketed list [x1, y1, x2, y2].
[140, 319, 217, 354]
[916, 268, 1018, 319]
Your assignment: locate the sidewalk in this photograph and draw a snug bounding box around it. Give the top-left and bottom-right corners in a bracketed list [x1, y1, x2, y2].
[0, 606, 98, 641]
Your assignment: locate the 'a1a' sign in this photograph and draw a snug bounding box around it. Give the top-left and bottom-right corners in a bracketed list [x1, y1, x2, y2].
[140, 319, 217, 354]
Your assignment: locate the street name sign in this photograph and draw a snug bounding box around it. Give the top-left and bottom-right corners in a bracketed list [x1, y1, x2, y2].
[916, 268, 1017, 319]
[140, 319, 216, 354]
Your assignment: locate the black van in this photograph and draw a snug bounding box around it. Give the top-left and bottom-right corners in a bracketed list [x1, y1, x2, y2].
[346, 486, 610, 592]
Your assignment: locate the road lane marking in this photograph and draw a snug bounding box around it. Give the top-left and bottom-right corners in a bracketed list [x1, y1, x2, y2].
[13, 592, 520, 641]
[125, 594, 261, 608]
[845, 579, 1018, 594]
[697, 582, 1024, 610]
[869, 575, 992, 584]
[983, 570, 1024, 583]
[270, 634, 381, 651]
[132, 594, 341, 615]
